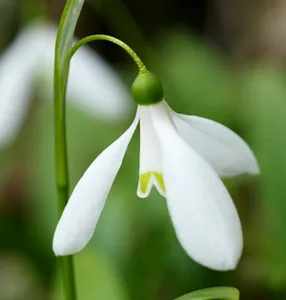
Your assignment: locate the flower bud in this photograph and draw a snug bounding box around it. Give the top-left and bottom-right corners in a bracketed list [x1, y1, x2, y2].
[131, 71, 163, 105]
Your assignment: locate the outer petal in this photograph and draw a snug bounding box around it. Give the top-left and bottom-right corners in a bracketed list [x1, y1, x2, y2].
[172, 113, 259, 177]
[0, 26, 41, 147]
[53, 112, 139, 256]
[137, 106, 165, 198]
[38, 24, 132, 119]
[150, 102, 243, 271]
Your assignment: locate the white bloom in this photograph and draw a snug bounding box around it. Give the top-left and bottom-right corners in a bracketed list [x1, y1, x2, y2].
[0, 22, 131, 148]
[53, 99, 259, 271]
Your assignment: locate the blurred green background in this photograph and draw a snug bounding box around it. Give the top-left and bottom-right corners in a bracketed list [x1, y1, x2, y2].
[1, 0, 286, 299]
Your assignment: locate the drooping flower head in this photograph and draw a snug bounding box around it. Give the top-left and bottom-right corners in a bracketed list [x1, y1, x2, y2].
[53, 69, 259, 271]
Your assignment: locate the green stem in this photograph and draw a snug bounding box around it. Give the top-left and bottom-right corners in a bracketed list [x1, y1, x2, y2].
[54, 67, 77, 300]
[54, 63, 77, 297]
[54, 1, 84, 299]
[70, 34, 147, 73]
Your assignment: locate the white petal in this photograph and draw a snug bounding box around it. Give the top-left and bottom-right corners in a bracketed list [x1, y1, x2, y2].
[53, 112, 139, 256]
[0, 25, 41, 147]
[172, 113, 259, 177]
[137, 106, 165, 198]
[150, 102, 243, 271]
[38, 24, 132, 120]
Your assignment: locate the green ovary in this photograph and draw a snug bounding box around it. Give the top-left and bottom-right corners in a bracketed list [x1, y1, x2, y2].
[140, 171, 166, 195]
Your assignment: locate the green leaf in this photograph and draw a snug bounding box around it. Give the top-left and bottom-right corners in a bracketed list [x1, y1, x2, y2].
[174, 287, 239, 300]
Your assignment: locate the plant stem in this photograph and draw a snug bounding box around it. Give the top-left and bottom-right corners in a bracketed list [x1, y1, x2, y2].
[53, 0, 86, 298]
[60, 256, 76, 299]
[54, 63, 77, 300]
[70, 34, 147, 73]
[54, 6, 76, 299]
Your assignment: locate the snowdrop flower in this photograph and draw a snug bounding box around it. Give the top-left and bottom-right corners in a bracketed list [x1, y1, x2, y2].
[0, 22, 131, 148]
[53, 71, 259, 271]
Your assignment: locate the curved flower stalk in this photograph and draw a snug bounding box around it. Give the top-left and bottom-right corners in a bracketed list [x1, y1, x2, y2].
[0, 22, 131, 148]
[53, 66, 259, 271]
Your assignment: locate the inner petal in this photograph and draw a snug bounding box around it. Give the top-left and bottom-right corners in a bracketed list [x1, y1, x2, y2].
[137, 106, 165, 198]
[138, 171, 166, 198]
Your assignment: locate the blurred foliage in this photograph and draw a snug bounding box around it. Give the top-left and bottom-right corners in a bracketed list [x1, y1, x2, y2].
[1, 0, 286, 300]
[53, 250, 130, 300]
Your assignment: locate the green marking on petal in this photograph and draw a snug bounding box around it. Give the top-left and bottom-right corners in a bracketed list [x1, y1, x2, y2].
[139, 171, 166, 195]
[153, 172, 166, 193]
[140, 172, 152, 194]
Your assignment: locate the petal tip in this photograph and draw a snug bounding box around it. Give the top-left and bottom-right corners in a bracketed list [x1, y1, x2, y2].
[137, 172, 166, 198]
[212, 256, 240, 272]
[52, 237, 78, 257]
[136, 189, 149, 199]
[52, 228, 79, 257]
[52, 238, 66, 257]
[251, 161, 260, 175]
[137, 172, 153, 198]
[196, 249, 242, 272]
[243, 156, 260, 176]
